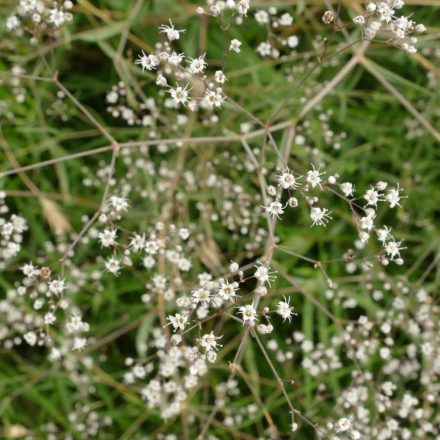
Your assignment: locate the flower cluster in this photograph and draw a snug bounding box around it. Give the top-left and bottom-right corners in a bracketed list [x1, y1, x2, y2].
[353, 0, 427, 53]
[263, 166, 407, 265]
[5, 0, 74, 40]
[0, 192, 27, 269]
[135, 21, 227, 111]
[254, 7, 299, 58]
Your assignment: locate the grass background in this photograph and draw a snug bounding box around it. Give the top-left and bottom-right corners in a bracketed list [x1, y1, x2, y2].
[0, 0, 439, 438]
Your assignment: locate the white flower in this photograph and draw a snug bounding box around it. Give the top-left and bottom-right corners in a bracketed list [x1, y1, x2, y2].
[168, 51, 184, 66]
[99, 228, 118, 247]
[130, 234, 146, 252]
[24, 331, 37, 346]
[306, 165, 325, 189]
[199, 332, 222, 352]
[169, 84, 191, 107]
[286, 35, 299, 48]
[276, 296, 296, 322]
[48, 8, 66, 27]
[386, 184, 404, 208]
[218, 280, 238, 302]
[109, 195, 129, 212]
[278, 169, 301, 190]
[254, 262, 275, 286]
[44, 312, 56, 325]
[336, 417, 351, 432]
[385, 240, 406, 260]
[73, 337, 87, 351]
[340, 182, 355, 197]
[167, 313, 188, 331]
[229, 39, 242, 53]
[257, 42, 272, 57]
[377, 226, 392, 243]
[48, 278, 66, 295]
[236, 0, 250, 16]
[21, 262, 38, 278]
[310, 207, 332, 226]
[159, 20, 185, 41]
[279, 12, 293, 26]
[214, 70, 227, 84]
[360, 214, 375, 231]
[105, 257, 121, 275]
[203, 88, 224, 109]
[264, 201, 285, 218]
[192, 288, 211, 304]
[255, 10, 269, 24]
[135, 51, 160, 71]
[364, 187, 382, 207]
[238, 304, 257, 325]
[187, 55, 207, 75]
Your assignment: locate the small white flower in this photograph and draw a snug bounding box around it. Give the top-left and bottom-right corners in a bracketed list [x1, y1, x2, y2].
[385, 239, 406, 260]
[99, 228, 118, 248]
[187, 55, 207, 75]
[340, 182, 355, 197]
[167, 313, 188, 331]
[169, 84, 191, 107]
[73, 337, 87, 351]
[310, 207, 332, 226]
[199, 332, 222, 352]
[386, 184, 404, 208]
[218, 280, 238, 302]
[264, 201, 285, 218]
[276, 296, 296, 322]
[229, 39, 242, 53]
[214, 70, 227, 84]
[109, 195, 129, 212]
[336, 417, 351, 432]
[159, 20, 185, 41]
[48, 278, 66, 295]
[203, 88, 224, 109]
[364, 187, 382, 207]
[238, 304, 257, 325]
[278, 169, 301, 190]
[306, 165, 325, 189]
[105, 256, 121, 275]
[255, 10, 269, 24]
[135, 51, 160, 71]
[192, 288, 211, 304]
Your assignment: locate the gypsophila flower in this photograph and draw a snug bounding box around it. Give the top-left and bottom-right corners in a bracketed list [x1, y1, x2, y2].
[386, 184, 404, 208]
[306, 165, 325, 189]
[99, 228, 118, 247]
[238, 304, 257, 325]
[169, 84, 190, 107]
[218, 280, 238, 302]
[48, 278, 66, 295]
[135, 51, 159, 71]
[229, 39, 242, 53]
[105, 256, 121, 275]
[310, 207, 332, 226]
[276, 296, 296, 322]
[385, 239, 406, 260]
[340, 182, 355, 197]
[199, 332, 222, 351]
[187, 55, 207, 75]
[159, 20, 185, 41]
[167, 313, 188, 331]
[278, 169, 301, 190]
[364, 187, 382, 207]
[254, 262, 276, 286]
[264, 201, 285, 218]
[108, 195, 129, 212]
